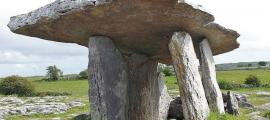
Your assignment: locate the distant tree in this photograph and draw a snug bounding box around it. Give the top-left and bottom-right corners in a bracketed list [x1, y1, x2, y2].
[258, 61, 267, 66]
[79, 69, 88, 79]
[46, 65, 63, 81]
[248, 64, 252, 67]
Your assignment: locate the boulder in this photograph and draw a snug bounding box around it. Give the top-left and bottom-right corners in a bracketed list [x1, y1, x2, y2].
[158, 73, 173, 120]
[226, 91, 240, 115]
[167, 97, 184, 120]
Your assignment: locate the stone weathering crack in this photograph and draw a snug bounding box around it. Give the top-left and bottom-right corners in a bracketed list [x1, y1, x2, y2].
[8, 0, 239, 64]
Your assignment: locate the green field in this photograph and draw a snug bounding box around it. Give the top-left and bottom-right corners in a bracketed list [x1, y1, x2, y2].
[1, 69, 270, 119]
[4, 79, 90, 120]
[217, 69, 270, 84]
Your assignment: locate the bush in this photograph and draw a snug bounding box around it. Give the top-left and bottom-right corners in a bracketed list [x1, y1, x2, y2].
[79, 69, 88, 79]
[32, 91, 71, 97]
[0, 75, 35, 96]
[244, 75, 261, 87]
[158, 64, 175, 76]
[218, 81, 241, 90]
[264, 110, 270, 119]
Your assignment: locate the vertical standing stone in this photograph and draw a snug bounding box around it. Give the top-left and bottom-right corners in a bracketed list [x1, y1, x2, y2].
[199, 39, 225, 114]
[227, 91, 240, 115]
[88, 36, 161, 120]
[169, 32, 210, 120]
[125, 54, 160, 120]
[88, 36, 128, 120]
[158, 72, 173, 120]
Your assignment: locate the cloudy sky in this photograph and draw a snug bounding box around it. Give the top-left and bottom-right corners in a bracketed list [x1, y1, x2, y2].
[0, 0, 270, 77]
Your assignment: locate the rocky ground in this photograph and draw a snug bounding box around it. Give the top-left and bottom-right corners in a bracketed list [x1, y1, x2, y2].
[167, 90, 270, 120]
[0, 96, 85, 120]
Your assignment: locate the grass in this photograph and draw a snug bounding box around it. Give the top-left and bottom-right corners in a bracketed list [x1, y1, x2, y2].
[208, 109, 250, 120]
[263, 110, 270, 119]
[164, 76, 178, 90]
[217, 69, 270, 85]
[1, 69, 270, 119]
[32, 79, 89, 99]
[2, 79, 90, 120]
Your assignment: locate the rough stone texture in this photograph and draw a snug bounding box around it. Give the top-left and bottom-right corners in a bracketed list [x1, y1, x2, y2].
[88, 36, 128, 120]
[125, 53, 159, 120]
[169, 32, 209, 120]
[0, 96, 84, 119]
[8, 0, 239, 64]
[226, 91, 240, 115]
[88, 36, 160, 120]
[256, 103, 270, 111]
[199, 39, 225, 113]
[158, 73, 173, 120]
[168, 97, 184, 120]
[248, 112, 269, 120]
[257, 92, 270, 96]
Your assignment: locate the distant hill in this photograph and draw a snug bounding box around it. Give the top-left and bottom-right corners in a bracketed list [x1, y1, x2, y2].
[216, 61, 270, 71]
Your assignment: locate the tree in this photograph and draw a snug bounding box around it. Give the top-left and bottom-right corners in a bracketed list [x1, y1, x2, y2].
[258, 61, 267, 66]
[79, 69, 88, 79]
[46, 65, 63, 81]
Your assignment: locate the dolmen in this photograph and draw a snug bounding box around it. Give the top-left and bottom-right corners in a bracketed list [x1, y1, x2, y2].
[8, 0, 239, 119]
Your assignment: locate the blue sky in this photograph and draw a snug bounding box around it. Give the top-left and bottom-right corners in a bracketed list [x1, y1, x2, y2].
[1, 0, 270, 77]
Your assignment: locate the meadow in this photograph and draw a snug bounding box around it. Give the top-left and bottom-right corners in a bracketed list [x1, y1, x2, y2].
[1, 69, 270, 119]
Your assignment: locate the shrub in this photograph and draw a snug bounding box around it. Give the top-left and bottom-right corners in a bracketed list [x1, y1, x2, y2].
[0, 75, 35, 96]
[244, 75, 261, 87]
[32, 91, 71, 97]
[79, 69, 88, 79]
[264, 110, 270, 119]
[258, 61, 267, 66]
[218, 81, 234, 90]
[158, 64, 175, 76]
[218, 81, 241, 90]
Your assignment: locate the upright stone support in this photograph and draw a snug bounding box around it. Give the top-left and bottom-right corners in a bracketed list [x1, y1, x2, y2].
[199, 39, 225, 114]
[169, 32, 210, 120]
[125, 54, 159, 120]
[88, 36, 128, 120]
[158, 73, 173, 120]
[88, 36, 160, 120]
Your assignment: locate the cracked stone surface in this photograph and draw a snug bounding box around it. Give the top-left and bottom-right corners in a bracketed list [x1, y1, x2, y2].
[8, 0, 239, 64]
[0, 96, 85, 120]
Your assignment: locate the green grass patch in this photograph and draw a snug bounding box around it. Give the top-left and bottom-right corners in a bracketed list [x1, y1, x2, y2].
[263, 110, 270, 119]
[217, 69, 270, 85]
[164, 76, 178, 90]
[32, 79, 88, 99]
[4, 78, 89, 119]
[208, 109, 250, 120]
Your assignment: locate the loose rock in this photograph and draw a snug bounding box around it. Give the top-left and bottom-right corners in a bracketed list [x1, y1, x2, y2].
[167, 97, 184, 120]
[226, 91, 240, 115]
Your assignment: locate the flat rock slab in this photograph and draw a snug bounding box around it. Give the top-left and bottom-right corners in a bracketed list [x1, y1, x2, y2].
[8, 0, 239, 64]
[0, 96, 84, 119]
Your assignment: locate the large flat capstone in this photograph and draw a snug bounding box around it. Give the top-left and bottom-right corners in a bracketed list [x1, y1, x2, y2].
[8, 0, 239, 64]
